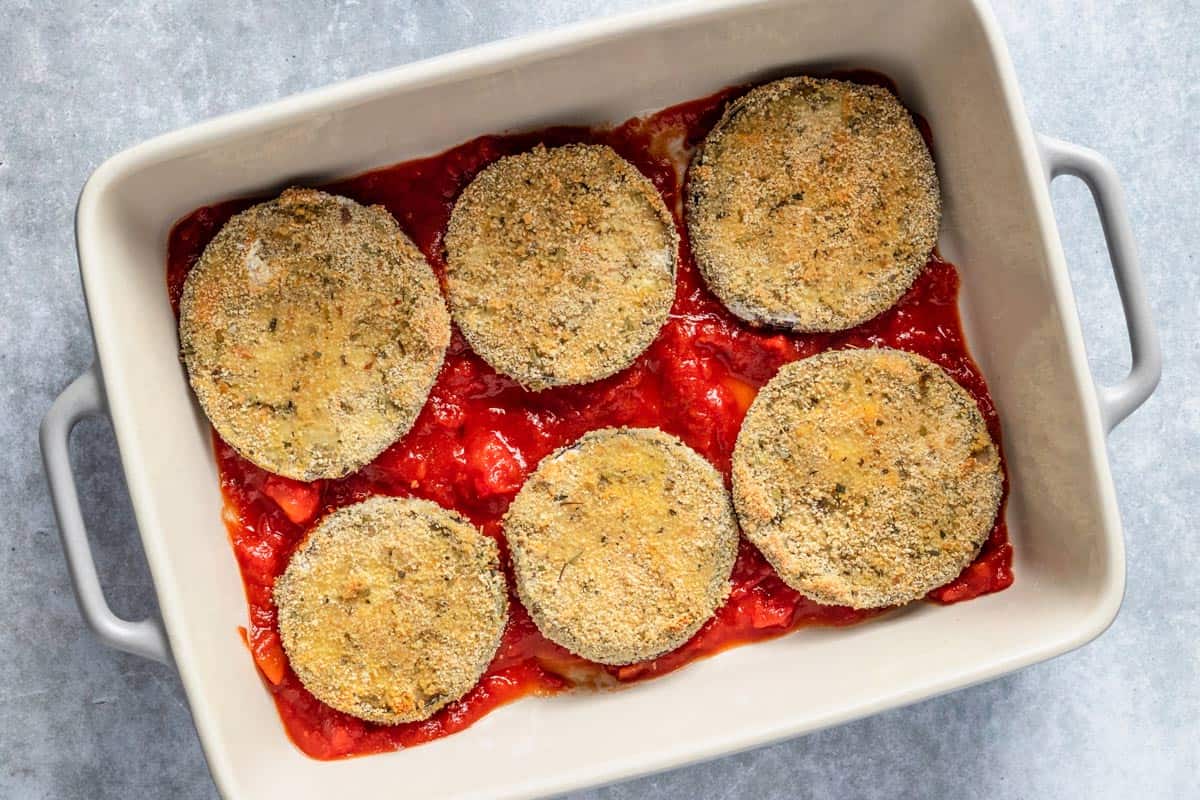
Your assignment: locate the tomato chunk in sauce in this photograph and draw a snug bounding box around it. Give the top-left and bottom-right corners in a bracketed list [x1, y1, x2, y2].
[168, 80, 1012, 760]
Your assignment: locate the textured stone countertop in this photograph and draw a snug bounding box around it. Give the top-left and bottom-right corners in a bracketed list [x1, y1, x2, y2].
[2, 1, 1196, 797]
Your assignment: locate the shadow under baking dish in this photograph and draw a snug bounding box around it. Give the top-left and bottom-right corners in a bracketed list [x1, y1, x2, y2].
[165, 77, 1012, 761]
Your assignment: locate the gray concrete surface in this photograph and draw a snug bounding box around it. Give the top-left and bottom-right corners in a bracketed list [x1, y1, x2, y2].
[2, 1, 1196, 797]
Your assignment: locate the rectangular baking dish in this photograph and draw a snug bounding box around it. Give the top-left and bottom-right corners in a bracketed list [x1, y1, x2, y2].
[42, 0, 1160, 797]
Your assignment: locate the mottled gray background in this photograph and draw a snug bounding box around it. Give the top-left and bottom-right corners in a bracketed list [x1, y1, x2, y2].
[2, 0, 1196, 797]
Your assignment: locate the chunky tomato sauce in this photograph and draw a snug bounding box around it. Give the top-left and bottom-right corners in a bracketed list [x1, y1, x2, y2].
[168, 82, 1012, 760]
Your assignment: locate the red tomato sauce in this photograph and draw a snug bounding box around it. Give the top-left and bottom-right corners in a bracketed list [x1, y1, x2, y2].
[168, 81, 1012, 760]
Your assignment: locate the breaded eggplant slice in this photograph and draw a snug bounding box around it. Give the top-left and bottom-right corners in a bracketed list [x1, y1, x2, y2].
[274, 496, 508, 724]
[179, 188, 450, 480]
[503, 427, 738, 665]
[444, 144, 677, 391]
[687, 77, 940, 332]
[731, 349, 1001, 608]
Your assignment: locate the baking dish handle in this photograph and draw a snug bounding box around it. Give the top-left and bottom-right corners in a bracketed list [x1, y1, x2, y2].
[1038, 134, 1161, 432]
[40, 363, 172, 664]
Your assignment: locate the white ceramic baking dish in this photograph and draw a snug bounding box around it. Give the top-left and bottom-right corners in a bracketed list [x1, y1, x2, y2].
[41, 0, 1160, 797]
